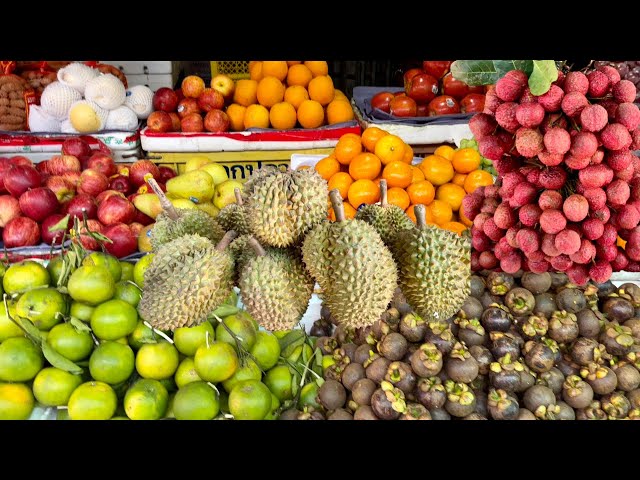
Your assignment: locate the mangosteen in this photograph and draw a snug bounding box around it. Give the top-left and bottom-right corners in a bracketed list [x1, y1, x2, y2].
[340, 343, 358, 363]
[487, 388, 520, 420]
[378, 332, 408, 361]
[444, 380, 477, 418]
[425, 321, 455, 355]
[519, 314, 549, 341]
[372, 317, 395, 341]
[523, 384, 556, 414]
[445, 342, 479, 384]
[399, 402, 431, 420]
[399, 313, 427, 343]
[571, 337, 606, 366]
[310, 318, 332, 337]
[474, 390, 488, 417]
[470, 374, 489, 393]
[562, 375, 594, 409]
[324, 362, 347, 382]
[619, 283, 640, 306]
[555, 401, 576, 420]
[576, 400, 607, 420]
[342, 363, 366, 390]
[297, 408, 326, 420]
[456, 318, 487, 347]
[505, 287, 536, 316]
[516, 366, 537, 394]
[524, 339, 559, 373]
[470, 345, 493, 375]
[600, 323, 636, 356]
[534, 293, 557, 318]
[480, 291, 503, 309]
[521, 272, 552, 294]
[577, 309, 602, 338]
[279, 408, 301, 420]
[415, 377, 446, 410]
[549, 272, 569, 290]
[391, 288, 413, 316]
[596, 281, 617, 299]
[460, 296, 484, 320]
[463, 413, 487, 420]
[536, 367, 564, 396]
[353, 326, 372, 346]
[327, 408, 353, 420]
[365, 356, 391, 384]
[318, 379, 347, 411]
[517, 408, 537, 420]
[489, 354, 523, 392]
[613, 363, 640, 392]
[603, 297, 635, 323]
[410, 343, 442, 377]
[556, 288, 586, 313]
[385, 361, 416, 394]
[628, 389, 640, 409]
[470, 275, 486, 299]
[354, 344, 375, 365]
[487, 271, 515, 296]
[601, 391, 631, 419]
[353, 405, 378, 420]
[580, 363, 618, 395]
[489, 331, 520, 361]
[335, 324, 355, 346]
[629, 408, 640, 419]
[317, 336, 338, 355]
[371, 381, 406, 420]
[351, 378, 376, 406]
[429, 408, 451, 420]
[625, 318, 640, 338]
[481, 305, 513, 332]
[548, 311, 580, 344]
[556, 354, 581, 378]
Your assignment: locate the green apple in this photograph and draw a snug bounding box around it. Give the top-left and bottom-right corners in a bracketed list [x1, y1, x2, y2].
[184, 155, 212, 172]
[213, 180, 244, 210]
[199, 163, 229, 186]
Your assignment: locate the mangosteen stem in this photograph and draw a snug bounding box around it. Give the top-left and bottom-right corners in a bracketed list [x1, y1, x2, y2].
[247, 237, 266, 257]
[380, 179, 388, 207]
[147, 178, 179, 221]
[234, 188, 243, 206]
[215, 230, 238, 251]
[329, 189, 346, 222]
[414, 204, 427, 228]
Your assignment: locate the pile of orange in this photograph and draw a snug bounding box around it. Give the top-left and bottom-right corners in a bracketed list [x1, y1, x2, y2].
[310, 127, 495, 235]
[227, 61, 355, 132]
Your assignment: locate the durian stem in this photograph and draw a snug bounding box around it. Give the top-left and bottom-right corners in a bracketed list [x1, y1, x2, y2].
[329, 189, 345, 222]
[234, 188, 243, 206]
[247, 237, 266, 257]
[215, 230, 238, 251]
[147, 178, 179, 221]
[379, 179, 388, 206]
[414, 204, 427, 228]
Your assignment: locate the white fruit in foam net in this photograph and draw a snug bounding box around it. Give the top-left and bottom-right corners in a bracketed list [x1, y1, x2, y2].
[57, 63, 99, 96]
[40, 82, 82, 120]
[105, 105, 138, 131]
[84, 74, 126, 110]
[124, 85, 154, 119]
[28, 105, 62, 132]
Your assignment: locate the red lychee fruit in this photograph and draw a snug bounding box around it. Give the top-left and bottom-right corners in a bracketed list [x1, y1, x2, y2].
[611, 250, 629, 271]
[506, 226, 519, 248]
[495, 237, 516, 260]
[525, 250, 545, 262]
[493, 203, 516, 230]
[554, 70, 566, 88]
[606, 179, 631, 207]
[565, 155, 591, 170]
[496, 130, 515, 153]
[630, 177, 640, 201]
[550, 254, 573, 272]
[578, 164, 614, 189]
[543, 127, 571, 155]
[597, 65, 621, 86]
[483, 217, 504, 242]
[564, 72, 589, 95]
[587, 70, 610, 98]
[601, 123, 633, 151]
[518, 204, 542, 227]
[569, 239, 596, 264]
[538, 190, 563, 210]
[509, 182, 537, 208]
[612, 80, 637, 104]
[615, 103, 640, 131]
[525, 168, 541, 186]
[570, 131, 599, 159]
[631, 128, 640, 150]
[590, 149, 605, 165]
[479, 251, 498, 270]
[515, 103, 545, 128]
[601, 223, 619, 244]
[462, 194, 483, 220]
[582, 218, 605, 241]
[483, 86, 501, 115]
[529, 260, 551, 274]
[500, 252, 523, 274]
[493, 156, 518, 176]
[473, 212, 491, 232]
[471, 229, 492, 252]
[567, 264, 590, 286]
[561, 92, 589, 117]
[626, 261, 640, 272]
[538, 166, 567, 189]
[606, 149, 633, 171]
[618, 204, 640, 229]
[495, 102, 520, 133]
[555, 229, 581, 255]
[495, 70, 528, 102]
[471, 251, 481, 271]
[597, 244, 617, 262]
[541, 233, 560, 257]
[537, 85, 564, 113]
[481, 197, 499, 215]
[539, 209, 567, 234]
[562, 194, 589, 222]
[593, 206, 611, 223]
[499, 173, 525, 199]
[484, 185, 500, 199]
[478, 135, 506, 161]
[579, 104, 609, 133]
[515, 128, 544, 158]
[538, 150, 564, 167]
[541, 112, 569, 133]
[583, 188, 607, 210]
[519, 87, 537, 104]
[469, 113, 498, 139]
[589, 260, 613, 283]
[598, 99, 619, 121]
[627, 245, 640, 262]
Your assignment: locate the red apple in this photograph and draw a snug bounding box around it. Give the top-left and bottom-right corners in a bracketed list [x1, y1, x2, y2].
[175, 88, 185, 102]
[41, 213, 70, 246]
[103, 223, 138, 258]
[403, 68, 423, 89]
[61, 171, 81, 188]
[129, 222, 144, 237]
[405, 73, 439, 104]
[4, 165, 41, 198]
[371, 91, 395, 113]
[74, 219, 103, 251]
[204, 110, 230, 133]
[460, 93, 486, 113]
[62, 137, 93, 159]
[3, 216, 40, 248]
[98, 195, 135, 226]
[442, 73, 470, 100]
[181, 113, 204, 133]
[146, 111, 173, 133]
[129, 160, 161, 187]
[134, 209, 154, 226]
[36, 160, 51, 176]
[9, 156, 33, 167]
[63, 194, 98, 220]
[46, 176, 76, 203]
[197, 88, 225, 112]
[422, 61, 452, 79]
[96, 190, 126, 204]
[0, 158, 11, 193]
[86, 152, 117, 177]
[109, 175, 132, 195]
[177, 98, 200, 119]
[116, 164, 130, 175]
[47, 155, 81, 175]
[152, 87, 180, 112]
[390, 96, 417, 117]
[78, 169, 109, 197]
[428, 95, 461, 116]
[158, 166, 177, 183]
[416, 104, 429, 117]
[0, 195, 21, 227]
[468, 85, 485, 95]
[168, 112, 181, 132]
[19, 187, 59, 222]
[211, 74, 235, 101]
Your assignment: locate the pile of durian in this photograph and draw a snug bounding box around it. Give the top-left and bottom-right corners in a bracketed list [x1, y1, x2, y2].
[137, 168, 472, 333]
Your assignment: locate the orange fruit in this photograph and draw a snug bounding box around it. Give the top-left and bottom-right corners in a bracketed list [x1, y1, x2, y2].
[328, 172, 354, 200]
[249, 61, 263, 82]
[287, 61, 302, 67]
[382, 161, 413, 189]
[256, 76, 285, 108]
[233, 79, 258, 107]
[348, 179, 380, 209]
[243, 104, 270, 129]
[405, 205, 418, 223]
[334, 89, 347, 100]
[375, 135, 406, 165]
[335, 135, 363, 166]
[411, 166, 425, 183]
[428, 199, 453, 225]
[261, 61, 288, 82]
[329, 202, 356, 221]
[459, 205, 473, 227]
[284, 85, 309, 110]
[407, 180, 435, 205]
[452, 148, 482, 174]
[304, 61, 329, 77]
[315, 156, 341, 181]
[361, 127, 388, 152]
[387, 187, 410, 210]
[419, 155, 455, 186]
[349, 153, 381, 181]
[326, 100, 354, 125]
[297, 100, 324, 129]
[286, 64, 313, 88]
[226, 104, 246, 132]
[401, 144, 414, 164]
[269, 102, 297, 130]
[464, 169, 494, 194]
[308, 76, 335, 106]
[452, 173, 467, 187]
[434, 145, 455, 161]
[436, 183, 466, 211]
[298, 165, 310, 171]
[440, 221, 467, 235]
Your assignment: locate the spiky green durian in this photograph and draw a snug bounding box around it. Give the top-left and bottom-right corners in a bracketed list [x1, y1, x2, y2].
[216, 188, 250, 235]
[150, 208, 225, 250]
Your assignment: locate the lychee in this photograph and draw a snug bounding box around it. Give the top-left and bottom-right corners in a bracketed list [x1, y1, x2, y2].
[471, 251, 481, 271]
[538, 166, 567, 190]
[495, 237, 516, 260]
[525, 250, 545, 262]
[495, 102, 520, 133]
[484, 185, 500, 199]
[582, 218, 604, 241]
[601, 223, 618, 244]
[589, 260, 613, 284]
[469, 113, 498, 139]
[525, 168, 541, 186]
[499, 171, 525, 199]
[626, 261, 640, 272]
[627, 245, 640, 262]
[612, 80, 637, 103]
[598, 99, 619, 120]
[473, 212, 491, 232]
[564, 71, 589, 94]
[483, 85, 501, 115]
[478, 135, 506, 161]
[596, 242, 618, 262]
[606, 179, 631, 207]
[587, 70, 610, 98]
[593, 206, 611, 223]
[506, 226, 519, 248]
[537, 85, 564, 113]
[539, 209, 567, 234]
[481, 197, 499, 215]
[541, 112, 568, 133]
[555, 229, 581, 255]
[550, 254, 573, 272]
[516, 228, 540, 255]
[479, 251, 498, 270]
[597, 65, 621, 86]
[515, 128, 544, 158]
[483, 217, 504, 242]
[515, 102, 545, 128]
[561, 194, 589, 222]
[493, 203, 516, 230]
[542, 127, 571, 155]
[630, 177, 640, 201]
[618, 204, 640, 229]
[529, 260, 551, 274]
[541, 233, 560, 257]
[496, 130, 515, 153]
[493, 157, 517, 176]
[606, 149, 633, 171]
[495, 70, 528, 102]
[567, 264, 590, 286]
[583, 188, 607, 210]
[615, 102, 640, 131]
[462, 193, 483, 220]
[561, 92, 589, 117]
[570, 131, 599, 159]
[631, 128, 640, 150]
[519, 87, 537, 104]
[509, 181, 538, 208]
[471, 229, 492, 252]
[569, 239, 596, 264]
[554, 70, 566, 88]
[611, 250, 629, 271]
[579, 104, 608, 133]
[590, 149, 605, 165]
[564, 154, 591, 170]
[538, 150, 564, 166]
[538, 190, 563, 210]
[578, 164, 614, 188]
[601, 123, 633, 151]
[519, 204, 542, 227]
[500, 252, 522, 274]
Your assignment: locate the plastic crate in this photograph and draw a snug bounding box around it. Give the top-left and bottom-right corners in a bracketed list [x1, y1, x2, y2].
[210, 61, 250, 80]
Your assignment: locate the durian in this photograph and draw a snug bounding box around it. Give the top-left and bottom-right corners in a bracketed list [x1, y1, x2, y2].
[302, 190, 398, 329]
[137, 232, 236, 331]
[217, 188, 250, 235]
[245, 167, 328, 247]
[239, 237, 314, 331]
[393, 204, 471, 322]
[355, 179, 414, 246]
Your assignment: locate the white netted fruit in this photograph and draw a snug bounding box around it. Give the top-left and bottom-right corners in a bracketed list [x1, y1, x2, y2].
[28, 105, 62, 132]
[105, 105, 138, 131]
[40, 82, 82, 120]
[69, 100, 108, 133]
[84, 74, 126, 110]
[124, 85, 154, 119]
[57, 63, 99, 96]
[61, 119, 79, 134]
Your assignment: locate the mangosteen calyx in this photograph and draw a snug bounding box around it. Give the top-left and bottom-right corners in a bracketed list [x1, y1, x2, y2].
[380, 380, 407, 414]
[450, 342, 471, 361]
[506, 288, 536, 316]
[428, 320, 453, 336]
[534, 404, 561, 420]
[457, 318, 485, 336]
[580, 363, 610, 383]
[521, 315, 549, 339]
[602, 392, 631, 419]
[417, 376, 445, 394]
[487, 272, 515, 296]
[563, 375, 587, 399]
[400, 403, 431, 420]
[629, 408, 640, 420]
[488, 388, 517, 412]
[445, 380, 476, 407]
[582, 401, 607, 420]
[604, 324, 636, 349]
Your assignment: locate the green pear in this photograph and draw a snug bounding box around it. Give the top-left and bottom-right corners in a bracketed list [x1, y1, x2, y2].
[196, 202, 220, 217]
[138, 224, 154, 252]
[133, 194, 162, 219]
[166, 170, 215, 204]
[213, 180, 244, 210]
[170, 198, 197, 210]
[184, 155, 212, 172]
[199, 163, 229, 186]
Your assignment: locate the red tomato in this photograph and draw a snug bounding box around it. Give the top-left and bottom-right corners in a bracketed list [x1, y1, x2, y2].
[428, 95, 460, 116]
[405, 73, 439, 104]
[416, 104, 429, 117]
[442, 73, 470, 100]
[422, 61, 452, 79]
[460, 93, 486, 113]
[371, 91, 395, 113]
[403, 68, 423, 89]
[390, 96, 417, 117]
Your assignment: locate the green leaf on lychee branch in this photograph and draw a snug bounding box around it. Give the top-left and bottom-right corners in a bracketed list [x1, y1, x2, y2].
[450, 60, 501, 86]
[493, 60, 534, 77]
[529, 60, 559, 96]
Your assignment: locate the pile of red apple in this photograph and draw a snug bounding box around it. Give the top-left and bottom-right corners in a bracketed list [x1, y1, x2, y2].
[371, 60, 488, 118]
[146, 74, 235, 134]
[0, 137, 177, 258]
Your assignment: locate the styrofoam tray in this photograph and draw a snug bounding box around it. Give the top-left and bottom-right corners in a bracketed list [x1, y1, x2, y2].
[0, 129, 141, 153]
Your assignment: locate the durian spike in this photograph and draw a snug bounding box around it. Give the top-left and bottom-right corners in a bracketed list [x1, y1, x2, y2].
[147, 178, 179, 221]
[246, 236, 266, 257]
[414, 204, 427, 228]
[234, 188, 243, 206]
[329, 189, 346, 222]
[215, 230, 237, 251]
[379, 179, 388, 207]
